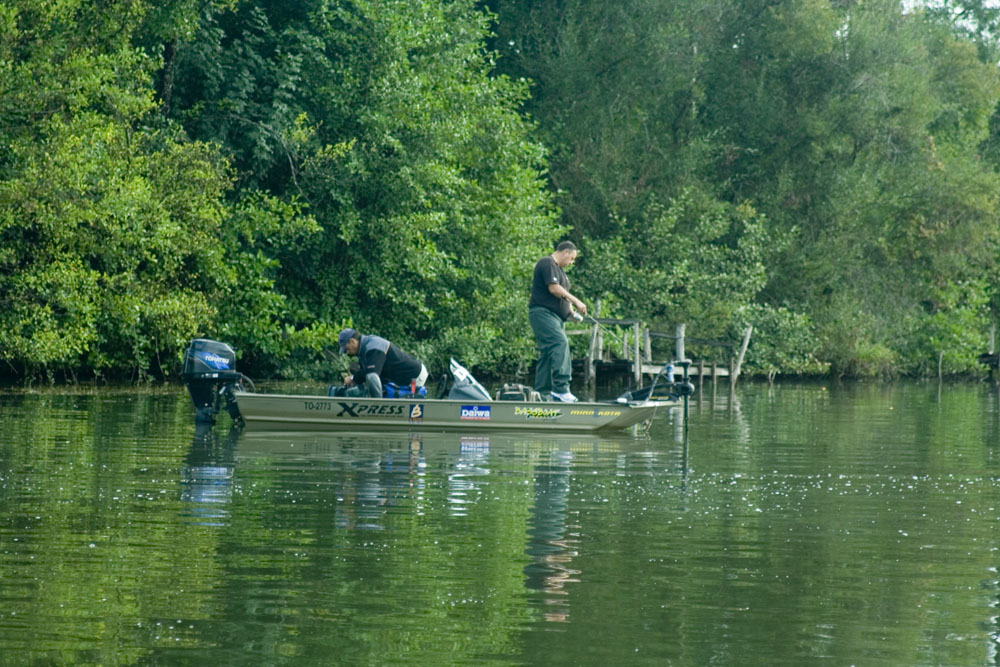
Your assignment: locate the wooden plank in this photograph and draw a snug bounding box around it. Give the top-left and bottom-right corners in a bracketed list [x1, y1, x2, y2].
[637, 362, 729, 377]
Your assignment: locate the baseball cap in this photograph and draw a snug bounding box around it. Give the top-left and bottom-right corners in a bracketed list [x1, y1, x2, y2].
[337, 328, 357, 354]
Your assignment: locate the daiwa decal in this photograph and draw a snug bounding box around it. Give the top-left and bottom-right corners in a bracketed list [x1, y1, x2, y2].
[460, 405, 491, 421]
[514, 406, 562, 420]
[409, 404, 424, 422]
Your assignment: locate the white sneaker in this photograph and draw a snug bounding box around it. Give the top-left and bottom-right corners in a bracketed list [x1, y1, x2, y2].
[550, 391, 578, 403]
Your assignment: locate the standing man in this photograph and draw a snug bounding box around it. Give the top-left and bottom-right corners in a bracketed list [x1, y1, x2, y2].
[337, 329, 428, 397]
[529, 241, 587, 402]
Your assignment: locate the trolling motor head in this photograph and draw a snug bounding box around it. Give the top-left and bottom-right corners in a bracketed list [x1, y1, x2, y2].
[182, 339, 246, 424]
[615, 360, 696, 403]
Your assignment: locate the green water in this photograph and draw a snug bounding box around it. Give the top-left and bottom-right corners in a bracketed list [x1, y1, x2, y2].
[1, 381, 999, 665]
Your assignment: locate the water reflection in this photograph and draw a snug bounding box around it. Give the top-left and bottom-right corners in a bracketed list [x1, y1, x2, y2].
[524, 449, 577, 623]
[9, 385, 1000, 664]
[334, 435, 425, 530]
[233, 427, 685, 632]
[180, 424, 238, 526]
[448, 436, 490, 518]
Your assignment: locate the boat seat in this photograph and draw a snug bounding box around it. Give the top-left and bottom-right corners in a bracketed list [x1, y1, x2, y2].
[496, 383, 542, 402]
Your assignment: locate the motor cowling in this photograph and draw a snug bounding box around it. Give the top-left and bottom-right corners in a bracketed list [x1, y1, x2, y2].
[182, 339, 244, 424]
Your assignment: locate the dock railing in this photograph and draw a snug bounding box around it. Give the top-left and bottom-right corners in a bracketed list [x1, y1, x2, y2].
[567, 300, 752, 391]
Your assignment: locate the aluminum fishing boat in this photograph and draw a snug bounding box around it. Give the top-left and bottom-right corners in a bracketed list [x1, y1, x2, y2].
[230, 390, 674, 433]
[181, 338, 687, 433]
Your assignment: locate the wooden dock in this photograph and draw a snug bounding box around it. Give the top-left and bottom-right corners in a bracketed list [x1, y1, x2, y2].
[566, 305, 752, 390]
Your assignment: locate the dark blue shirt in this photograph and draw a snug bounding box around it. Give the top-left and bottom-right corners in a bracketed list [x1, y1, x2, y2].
[351, 335, 423, 386]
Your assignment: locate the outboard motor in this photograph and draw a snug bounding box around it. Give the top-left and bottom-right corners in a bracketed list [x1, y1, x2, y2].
[182, 339, 247, 424]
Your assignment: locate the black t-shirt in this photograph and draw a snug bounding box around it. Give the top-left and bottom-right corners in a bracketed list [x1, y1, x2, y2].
[529, 255, 571, 320]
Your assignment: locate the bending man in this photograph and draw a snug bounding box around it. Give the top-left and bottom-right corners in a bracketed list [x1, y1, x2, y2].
[529, 241, 587, 402]
[337, 329, 428, 397]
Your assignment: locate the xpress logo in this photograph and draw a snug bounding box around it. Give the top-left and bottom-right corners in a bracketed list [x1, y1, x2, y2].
[460, 405, 491, 420]
[331, 402, 406, 417]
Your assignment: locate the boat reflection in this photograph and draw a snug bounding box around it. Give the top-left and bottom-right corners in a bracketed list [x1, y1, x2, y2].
[231, 427, 687, 624]
[333, 434, 425, 530]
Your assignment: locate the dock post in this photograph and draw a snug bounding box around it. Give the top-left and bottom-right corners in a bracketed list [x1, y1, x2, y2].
[991, 321, 997, 385]
[594, 299, 603, 363]
[732, 325, 752, 389]
[675, 323, 686, 363]
[633, 321, 641, 386]
[698, 359, 704, 394]
[585, 297, 601, 390]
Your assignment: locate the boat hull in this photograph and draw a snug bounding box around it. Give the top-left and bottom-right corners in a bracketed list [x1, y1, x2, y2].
[232, 391, 675, 433]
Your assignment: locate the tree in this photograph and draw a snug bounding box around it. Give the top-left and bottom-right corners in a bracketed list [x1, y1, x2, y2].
[491, 0, 1000, 376]
[0, 0, 316, 380]
[489, 0, 779, 342]
[163, 0, 563, 373]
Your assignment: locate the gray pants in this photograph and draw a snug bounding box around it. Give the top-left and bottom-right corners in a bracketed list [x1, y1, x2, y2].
[529, 306, 571, 395]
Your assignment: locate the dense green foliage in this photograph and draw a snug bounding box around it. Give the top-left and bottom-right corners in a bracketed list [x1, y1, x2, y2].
[490, 0, 1000, 378]
[0, 0, 321, 380]
[0, 0, 560, 381]
[162, 0, 560, 374]
[3, 0, 1000, 381]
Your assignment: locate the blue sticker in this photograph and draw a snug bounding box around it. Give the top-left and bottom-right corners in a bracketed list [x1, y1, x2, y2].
[460, 405, 491, 420]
